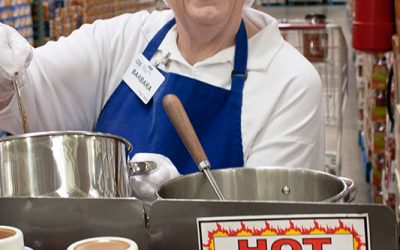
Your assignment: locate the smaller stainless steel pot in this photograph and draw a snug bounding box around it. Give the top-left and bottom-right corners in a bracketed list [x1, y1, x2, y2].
[0, 131, 154, 198]
[157, 167, 356, 203]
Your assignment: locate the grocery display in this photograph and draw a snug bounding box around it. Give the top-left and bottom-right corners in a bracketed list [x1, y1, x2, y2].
[0, 0, 34, 44]
[43, 0, 155, 41]
[356, 51, 400, 208]
[260, 0, 347, 5]
[354, 0, 400, 219]
[1, 0, 156, 46]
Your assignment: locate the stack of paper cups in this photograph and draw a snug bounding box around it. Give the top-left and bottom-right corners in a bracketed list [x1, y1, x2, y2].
[0, 225, 24, 250]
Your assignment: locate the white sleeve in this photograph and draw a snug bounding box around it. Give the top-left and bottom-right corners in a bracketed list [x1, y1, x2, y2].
[0, 12, 150, 134]
[245, 50, 325, 171]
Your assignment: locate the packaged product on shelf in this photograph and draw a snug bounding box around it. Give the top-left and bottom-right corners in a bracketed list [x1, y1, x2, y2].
[393, 36, 400, 104]
[383, 161, 397, 210]
[371, 122, 386, 154]
[371, 153, 384, 199]
[371, 89, 387, 121]
[358, 102, 364, 128]
[371, 56, 388, 90]
[373, 153, 385, 171]
[356, 54, 367, 131]
[396, 104, 400, 178]
[382, 135, 396, 209]
[364, 120, 371, 154]
[371, 185, 384, 203]
[372, 88, 386, 107]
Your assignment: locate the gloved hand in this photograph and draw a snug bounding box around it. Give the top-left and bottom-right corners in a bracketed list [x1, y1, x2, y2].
[130, 153, 180, 209]
[0, 22, 33, 103]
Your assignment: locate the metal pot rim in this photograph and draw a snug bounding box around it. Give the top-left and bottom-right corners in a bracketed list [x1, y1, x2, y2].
[158, 166, 349, 203]
[167, 166, 344, 180]
[0, 130, 133, 152]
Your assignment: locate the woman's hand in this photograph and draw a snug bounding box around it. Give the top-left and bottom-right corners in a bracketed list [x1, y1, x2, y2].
[130, 153, 180, 210]
[0, 23, 33, 108]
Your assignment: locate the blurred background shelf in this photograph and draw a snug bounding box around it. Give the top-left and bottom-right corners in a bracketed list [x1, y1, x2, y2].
[260, 0, 347, 6]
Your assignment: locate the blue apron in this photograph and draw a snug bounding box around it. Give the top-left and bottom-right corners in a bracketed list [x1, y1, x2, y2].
[95, 19, 248, 175]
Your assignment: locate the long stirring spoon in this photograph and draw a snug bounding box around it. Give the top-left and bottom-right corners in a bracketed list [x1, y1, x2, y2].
[12, 78, 29, 133]
[162, 94, 225, 200]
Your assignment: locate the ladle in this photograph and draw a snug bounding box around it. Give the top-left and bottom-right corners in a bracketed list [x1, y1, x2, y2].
[12, 79, 29, 133]
[162, 94, 225, 200]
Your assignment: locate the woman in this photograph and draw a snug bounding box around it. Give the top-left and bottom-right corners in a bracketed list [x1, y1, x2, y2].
[0, 0, 324, 203]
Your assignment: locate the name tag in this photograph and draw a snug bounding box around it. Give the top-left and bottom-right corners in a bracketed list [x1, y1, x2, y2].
[122, 54, 165, 104]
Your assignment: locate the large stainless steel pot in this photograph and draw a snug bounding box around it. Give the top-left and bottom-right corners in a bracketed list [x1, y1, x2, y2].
[0, 131, 141, 198]
[157, 167, 356, 203]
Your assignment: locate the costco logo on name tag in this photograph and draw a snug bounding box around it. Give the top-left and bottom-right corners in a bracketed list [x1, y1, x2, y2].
[122, 54, 165, 104]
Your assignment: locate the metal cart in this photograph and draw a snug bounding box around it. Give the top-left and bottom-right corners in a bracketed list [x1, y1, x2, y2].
[279, 19, 348, 175]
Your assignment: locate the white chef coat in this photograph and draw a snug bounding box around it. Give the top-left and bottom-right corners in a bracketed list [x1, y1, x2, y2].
[0, 8, 325, 171]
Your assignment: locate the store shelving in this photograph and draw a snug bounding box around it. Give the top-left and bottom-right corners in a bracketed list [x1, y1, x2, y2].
[261, 0, 347, 6]
[1, 0, 156, 47]
[0, 0, 34, 44]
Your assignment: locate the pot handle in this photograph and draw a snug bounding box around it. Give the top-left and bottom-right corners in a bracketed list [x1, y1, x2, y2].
[340, 177, 357, 203]
[128, 161, 157, 176]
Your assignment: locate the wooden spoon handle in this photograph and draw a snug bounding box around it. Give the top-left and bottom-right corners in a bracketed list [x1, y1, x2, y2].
[162, 94, 208, 166]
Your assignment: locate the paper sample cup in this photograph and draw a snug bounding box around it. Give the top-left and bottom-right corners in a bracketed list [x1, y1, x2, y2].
[67, 237, 138, 250]
[0, 225, 24, 250]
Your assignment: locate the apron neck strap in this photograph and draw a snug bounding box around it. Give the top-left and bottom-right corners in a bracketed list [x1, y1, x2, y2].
[142, 18, 248, 92]
[231, 20, 248, 93]
[142, 18, 176, 60]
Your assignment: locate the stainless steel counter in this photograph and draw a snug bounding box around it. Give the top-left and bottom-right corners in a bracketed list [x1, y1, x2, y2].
[0, 198, 397, 250]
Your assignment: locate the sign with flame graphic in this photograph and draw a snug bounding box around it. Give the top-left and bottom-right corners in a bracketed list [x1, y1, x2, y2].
[197, 214, 370, 250]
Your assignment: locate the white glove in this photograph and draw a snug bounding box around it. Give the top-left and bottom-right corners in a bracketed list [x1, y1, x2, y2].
[130, 153, 180, 209]
[0, 22, 33, 102]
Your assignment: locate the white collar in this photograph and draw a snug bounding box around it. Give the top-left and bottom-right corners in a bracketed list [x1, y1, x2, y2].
[141, 8, 284, 70]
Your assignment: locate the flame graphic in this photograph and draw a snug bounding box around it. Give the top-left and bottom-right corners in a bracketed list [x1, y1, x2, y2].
[203, 220, 366, 250]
